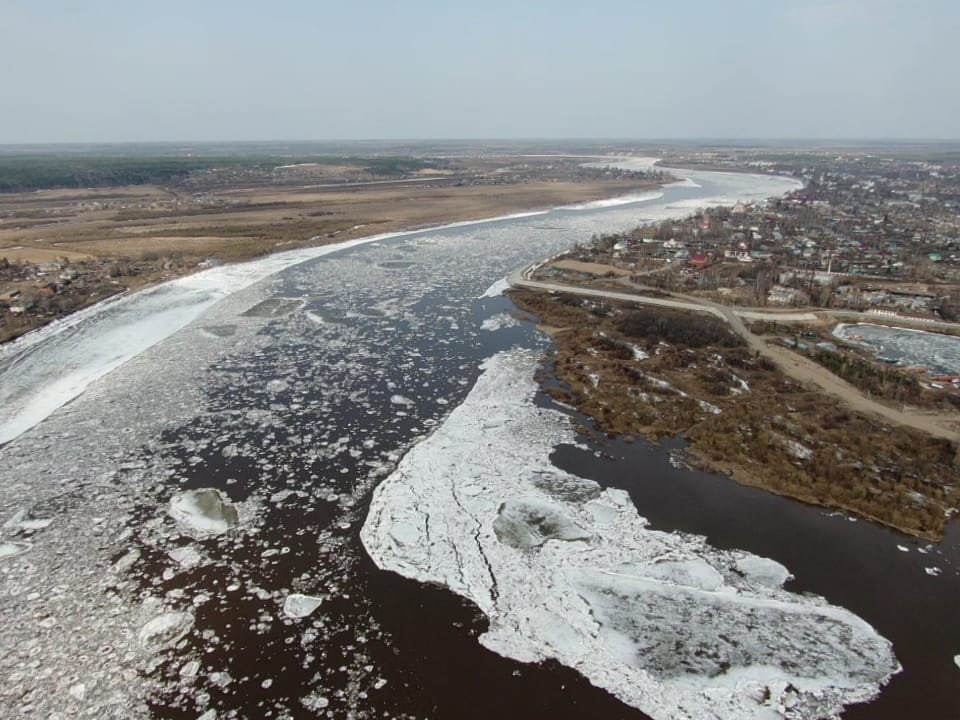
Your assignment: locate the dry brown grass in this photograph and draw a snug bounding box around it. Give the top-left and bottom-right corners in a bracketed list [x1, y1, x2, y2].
[0, 179, 654, 265]
[510, 288, 959, 540]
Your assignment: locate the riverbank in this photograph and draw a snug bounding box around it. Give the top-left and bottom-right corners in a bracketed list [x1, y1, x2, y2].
[509, 288, 959, 540]
[1, 174, 667, 344]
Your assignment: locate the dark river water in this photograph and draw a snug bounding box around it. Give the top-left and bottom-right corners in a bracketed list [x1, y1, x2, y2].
[0, 166, 957, 720]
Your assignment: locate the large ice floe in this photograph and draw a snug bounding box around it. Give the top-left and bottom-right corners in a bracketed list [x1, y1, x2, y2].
[361, 349, 900, 720]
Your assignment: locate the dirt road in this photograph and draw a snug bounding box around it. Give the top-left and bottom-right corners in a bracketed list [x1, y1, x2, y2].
[510, 274, 960, 442]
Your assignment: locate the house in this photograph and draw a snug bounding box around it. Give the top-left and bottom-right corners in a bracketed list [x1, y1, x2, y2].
[769, 285, 810, 305]
[689, 253, 710, 270]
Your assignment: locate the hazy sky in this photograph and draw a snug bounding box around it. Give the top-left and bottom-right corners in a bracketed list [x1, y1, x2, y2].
[1, 0, 957, 143]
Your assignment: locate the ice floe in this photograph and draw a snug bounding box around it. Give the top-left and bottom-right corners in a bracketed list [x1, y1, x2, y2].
[168, 489, 239, 535]
[481, 313, 520, 332]
[283, 593, 324, 619]
[362, 349, 900, 720]
[0, 540, 30, 559]
[139, 611, 195, 651]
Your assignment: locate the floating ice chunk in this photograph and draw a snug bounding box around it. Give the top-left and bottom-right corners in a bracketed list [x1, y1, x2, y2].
[480, 277, 510, 298]
[2, 509, 26, 531]
[180, 660, 201, 678]
[481, 313, 520, 332]
[925, 567, 942, 577]
[68, 683, 86, 701]
[19, 517, 53, 530]
[2, 508, 52, 533]
[139, 611, 194, 651]
[302, 692, 330, 710]
[493, 498, 591, 550]
[283, 593, 323, 619]
[575, 565, 888, 687]
[734, 554, 793, 588]
[114, 548, 141, 573]
[266, 379, 288, 393]
[390, 395, 414, 407]
[531, 472, 601, 503]
[169, 546, 204, 568]
[197, 710, 217, 720]
[168, 489, 239, 535]
[0, 541, 30, 559]
[954, 655, 960, 670]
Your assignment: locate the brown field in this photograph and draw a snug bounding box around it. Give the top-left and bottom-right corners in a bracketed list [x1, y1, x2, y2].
[550, 258, 633, 277]
[0, 246, 94, 263]
[0, 179, 655, 265]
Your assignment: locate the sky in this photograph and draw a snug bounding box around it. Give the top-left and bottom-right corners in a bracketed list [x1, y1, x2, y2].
[1, 0, 957, 143]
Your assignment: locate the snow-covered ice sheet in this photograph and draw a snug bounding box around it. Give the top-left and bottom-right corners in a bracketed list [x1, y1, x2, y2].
[361, 350, 900, 720]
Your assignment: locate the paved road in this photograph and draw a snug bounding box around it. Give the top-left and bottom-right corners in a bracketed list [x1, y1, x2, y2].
[509, 272, 960, 442]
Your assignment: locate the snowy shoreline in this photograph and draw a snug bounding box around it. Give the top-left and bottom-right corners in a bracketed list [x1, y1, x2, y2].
[361, 350, 900, 720]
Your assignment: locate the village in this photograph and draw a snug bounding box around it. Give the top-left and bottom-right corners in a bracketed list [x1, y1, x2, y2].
[0, 253, 192, 343]
[556, 150, 960, 320]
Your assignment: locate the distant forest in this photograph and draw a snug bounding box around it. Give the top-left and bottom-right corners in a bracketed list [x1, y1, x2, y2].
[0, 154, 442, 192]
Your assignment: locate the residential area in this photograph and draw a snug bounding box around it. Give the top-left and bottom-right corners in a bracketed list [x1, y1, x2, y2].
[559, 150, 960, 320]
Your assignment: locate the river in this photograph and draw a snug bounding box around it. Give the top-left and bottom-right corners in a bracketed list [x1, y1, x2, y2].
[0, 164, 956, 720]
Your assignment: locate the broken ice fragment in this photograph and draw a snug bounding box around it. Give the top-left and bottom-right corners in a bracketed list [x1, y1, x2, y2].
[266, 378, 288, 393]
[168, 489, 238, 534]
[493, 498, 591, 550]
[139, 611, 194, 651]
[302, 692, 330, 710]
[169, 546, 204, 568]
[113, 548, 141, 573]
[733, 554, 793, 588]
[283, 593, 323, 619]
[0, 541, 30, 560]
